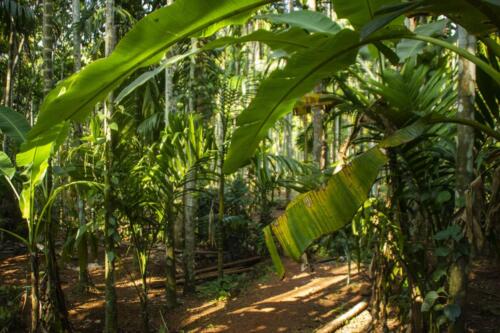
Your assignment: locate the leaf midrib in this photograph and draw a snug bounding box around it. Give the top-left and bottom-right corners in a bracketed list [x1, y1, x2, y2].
[33, 0, 275, 137]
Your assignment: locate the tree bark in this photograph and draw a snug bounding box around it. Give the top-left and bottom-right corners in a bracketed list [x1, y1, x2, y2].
[183, 38, 198, 295]
[449, 26, 476, 333]
[104, 0, 118, 331]
[71, 0, 89, 293]
[165, 198, 177, 308]
[216, 105, 225, 280]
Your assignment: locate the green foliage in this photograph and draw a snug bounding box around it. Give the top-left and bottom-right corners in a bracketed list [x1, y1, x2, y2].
[332, 0, 402, 30]
[268, 148, 387, 261]
[29, 0, 272, 138]
[224, 29, 360, 173]
[258, 10, 340, 34]
[0, 106, 30, 145]
[0, 285, 24, 332]
[0, 152, 15, 179]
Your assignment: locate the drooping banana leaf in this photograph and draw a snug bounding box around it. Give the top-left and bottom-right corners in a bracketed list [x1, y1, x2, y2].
[28, 0, 273, 139]
[269, 148, 387, 262]
[263, 226, 285, 279]
[0, 106, 30, 145]
[263, 117, 480, 276]
[223, 29, 360, 173]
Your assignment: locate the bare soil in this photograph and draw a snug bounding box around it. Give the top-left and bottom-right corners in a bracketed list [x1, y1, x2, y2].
[1, 245, 498, 333]
[0, 247, 367, 333]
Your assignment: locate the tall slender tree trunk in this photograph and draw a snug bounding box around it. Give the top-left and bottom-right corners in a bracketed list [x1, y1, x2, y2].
[216, 104, 226, 280]
[165, 195, 177, 308]
[104, 1, 118, 331]
[284, 0, 293, 202]
[163, 0, 174, 128]
[307, 0, 323, 169]
[183, 38, 198, 295]
[72, 0, 89, 292]
[449, 26, 476, 333]
[41, 1, 71, 331]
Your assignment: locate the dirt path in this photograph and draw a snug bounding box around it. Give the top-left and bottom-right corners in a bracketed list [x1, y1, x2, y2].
[0, 249, 367, 332]
[166, 260, 369, 333]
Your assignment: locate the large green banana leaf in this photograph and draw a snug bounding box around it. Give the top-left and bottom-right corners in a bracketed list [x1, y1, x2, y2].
[360, 0, 500, 39]
[223, 29, 360, 173]
[258, 10, 340, 34]
[16, 0, 275, 219]
[0, 106, 30, 145]
[223, 24, 500, 175]
[332, 0, 402, 30]
[28, 0, 272, 139]
[265, 148, 387, 262]
[263, 119, 446, 274]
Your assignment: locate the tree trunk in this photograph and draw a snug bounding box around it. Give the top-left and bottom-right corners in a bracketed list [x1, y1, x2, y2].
[216, 108, 225, 280]
[30, 252, 40, 333]
[307, 0, 323, 169]
[41, 1, 71, 331]
[165, 199, 177, 308]
[449, 26, 476, 333]
[72, 0, 89, 293]
[183, 38, 198, 295]
[104, 0, 118, 331]
[284, 0, 293, 202]
[164, 0, 174, 127]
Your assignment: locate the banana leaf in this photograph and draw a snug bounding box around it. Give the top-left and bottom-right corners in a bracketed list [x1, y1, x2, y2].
[29, 0, 272, 139]
[268, 148, 387, 262]
[0, 106, 30, 145]
[224, 29, 360, 173]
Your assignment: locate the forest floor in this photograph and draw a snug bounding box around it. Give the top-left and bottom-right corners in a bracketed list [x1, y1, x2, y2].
[1, 243, 499, 332]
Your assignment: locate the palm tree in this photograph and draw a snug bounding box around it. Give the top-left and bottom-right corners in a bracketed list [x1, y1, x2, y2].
[103, 0, 118, 331]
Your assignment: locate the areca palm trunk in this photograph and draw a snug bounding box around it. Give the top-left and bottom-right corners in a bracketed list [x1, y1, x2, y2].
[216, 103, 226, 280]
[449, 26, 476, 333]
[183, 37, 198, 294]
[72, 0, 89, 292]
[284, 0, 293, 202]
[104, 0, 118, 331]
[307, 0, 324, 169]
[41, 0, 71, 331]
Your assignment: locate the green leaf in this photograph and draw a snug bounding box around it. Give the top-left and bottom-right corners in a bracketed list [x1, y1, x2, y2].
[379, 118, 430, 148]
[0, 106, 30, 145]
[332, 0, 402, 30]
[421, 291, 439, 312]
[115, 52, 195, 104]
[263, 226, 285, 279]
[436, 191, 452, 204]
[432, 267, 447, 282]
[444, 304, 461, 322]
[435, 246, 451, 257]
[0, 151, 15, 179]
[361, 1, 421, 40]
[17, 122, 70, 219]
[434, 225, 462, 241]
[415, 0, 500, 36]
[224, 29, 360, 173]
[206, 28, 327, 56]
[396, 20, 448, 62]
[258, 10, 341, 34]
[28, 0, 273, 139]
[267, 148, 387, 261]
